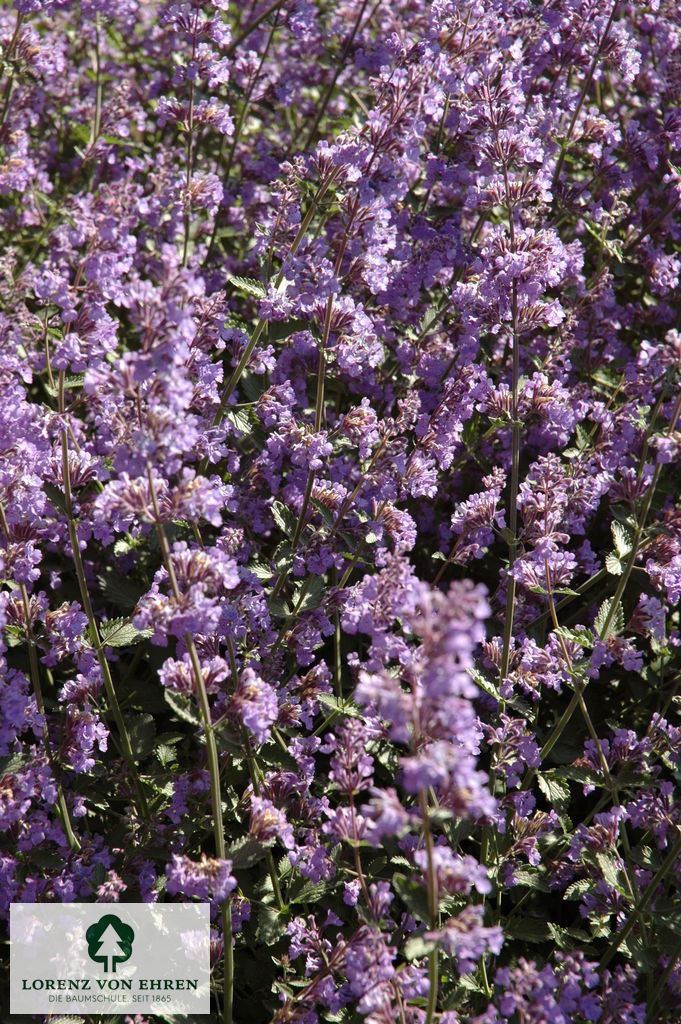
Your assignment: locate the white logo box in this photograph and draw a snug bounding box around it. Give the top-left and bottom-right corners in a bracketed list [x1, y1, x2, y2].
[10, 903, 210, 1014]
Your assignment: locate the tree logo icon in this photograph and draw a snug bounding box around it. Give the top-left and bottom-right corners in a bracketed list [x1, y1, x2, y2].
[86, 914, 135, 973]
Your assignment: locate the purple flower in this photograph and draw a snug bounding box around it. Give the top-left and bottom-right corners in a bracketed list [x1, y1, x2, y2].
[166, 854, 236, 904]
[229, 667, 278, 744]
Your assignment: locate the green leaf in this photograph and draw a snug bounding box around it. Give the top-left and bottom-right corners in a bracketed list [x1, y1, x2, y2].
[290, 879, 329, 905]
[468, 668, 501, 701]
[44, 373, 85, 397]
[273, 542, 293, 572]
[403, 935, 438, 960]
[113, 536, 133, 557]
[503, 918, 552, 943]
[225, 407, 253, 435]
[97, 568, 144, 609]
[70, 122, 91, 144]
[28, 847, 67, 869]
[41, 1018, 85, 1024]
[418, 305, 440, 336]
[592, 367, 621, 389]
[594, 597, 624, 639]
[248, 560, 274, 582]
[595, 851, 626, 894]
[311, 497, 336, 526]
[255, 903, 289, 944]
[553, 625, 595, 649]
[605, 553, 623, 576]
[0, 752, 31, 775]
[295, 575, 325, 614]
[43, 480, 67, 514]
[575, 422, 591, 451]
[227, 274, 266, 298]
[511, 867, 550, 892]
[547, 922, 594, 951]
[227, 835, 274, 869]
[271, 500, 298, 538]
[155, 743, 178, 768]
[537, 774, 570, 813]
[164, 690, 199, 726]
[3, 624, 25, 648]
[317, 693, 363, 720]
[125, 713, 156, 760]
[269, 596, 292, 618]
[612, 522, 633, 558]
[267, 318, 310, 342]
[564, 878, 591, 901]
[100, 617, 151, 647]
[392, 873, 430, 923]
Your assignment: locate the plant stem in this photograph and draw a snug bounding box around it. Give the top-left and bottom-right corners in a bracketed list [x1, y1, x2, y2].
[240, 726, 286, 912]
[225, 0, 284, 57]
[145, 465, 232, 1023]
[182, 14, 198, 268]
[275, 205, 355, 587]
[551, 0, 620, 194]
[212, 169, 339, 428]
[499, 137, 521, 686]
[544, 561, 649, 952]
[0, 504, 80, 851]
[205, 12, 280, 264]
[91, 14, 103, 146]
[419, 790, 439, 1024]
[59, 413, 149, 820]
[332, 566, 342, 698]
[0, 12, 24, 131]
[302, 0, 372, 150]
[600, 826, 681, 969]
[525, 389, 681, 781]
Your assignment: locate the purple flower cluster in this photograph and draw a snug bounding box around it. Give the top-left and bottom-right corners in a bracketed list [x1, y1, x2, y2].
[1, 0, 681, 1021]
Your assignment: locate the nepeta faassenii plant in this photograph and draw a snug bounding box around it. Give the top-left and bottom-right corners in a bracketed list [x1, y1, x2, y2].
[1, 0, 681, 1022]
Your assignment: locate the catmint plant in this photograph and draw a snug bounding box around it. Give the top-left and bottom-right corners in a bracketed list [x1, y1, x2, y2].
[1, 0, 680, 1022]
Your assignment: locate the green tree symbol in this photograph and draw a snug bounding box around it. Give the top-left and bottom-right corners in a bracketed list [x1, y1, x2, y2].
[86, 914, 134, 974]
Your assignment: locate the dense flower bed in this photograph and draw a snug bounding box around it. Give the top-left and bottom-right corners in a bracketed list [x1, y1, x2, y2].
[1, 0, 681, 1021]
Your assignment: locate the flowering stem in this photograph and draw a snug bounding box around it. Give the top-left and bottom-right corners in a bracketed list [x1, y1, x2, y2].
[206, 13, 280, 264]
[600, 826, 681, 969]
[20, 581, 81, 851]
[182, 15, 199, 269]
[646, 933, 681, 1022]
[0, 504, 80, 851]
[0, 12, 24, 131]
[239, 725, 286, 913]
[544, 561, 649, 950]
[225, 0, 284, 57]
[270, 430, 388, 606]
[418, 790, 439, 1024]
[499, 290, 520, 683]
[302, 0, 372, 150]
[59, 422, 149, 821]
[145, 465, 232, 1024]
[225, 15, 278, 183]
[551, 0, 620, 195]
[287, 208, 355, 556]
[213, 171, 339, 428]
[527, 389, 681, 779]
[331, 566, 342, 698]
[348, 792, 372, 909]
[91, 14, 103, 146]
